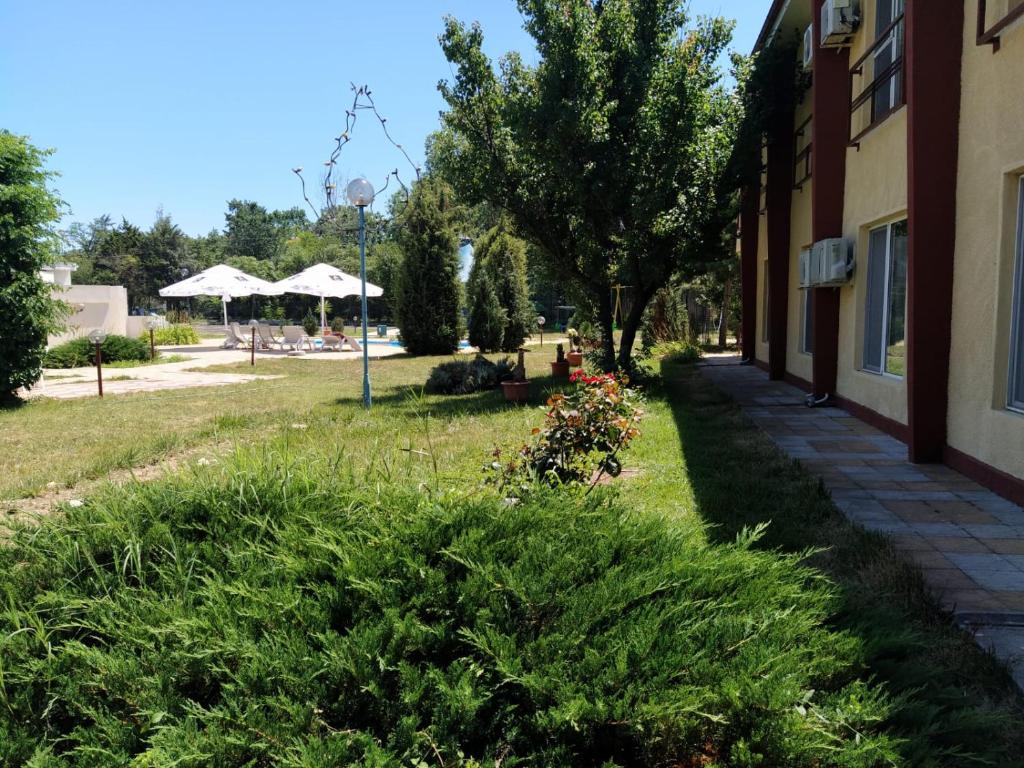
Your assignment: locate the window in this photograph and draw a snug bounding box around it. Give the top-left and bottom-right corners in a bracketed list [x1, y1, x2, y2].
[863, 220, 908, 377]
[1008, 178, 1024, 411]
[800, 290, 814, 355]
[872, 0, 905, 123]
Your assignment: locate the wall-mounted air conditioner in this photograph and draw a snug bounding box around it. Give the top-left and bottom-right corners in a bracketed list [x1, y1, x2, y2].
[802, 26, 814, 70]
[821, 0, 859, 49]
[798, 248, 813, 288]
[812, 238, 854, 286]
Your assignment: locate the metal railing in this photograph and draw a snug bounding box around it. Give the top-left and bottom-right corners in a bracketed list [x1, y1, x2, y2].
[849, 13, 905, 148]
[793, 114, 813, 190]
[977, 0, 1024, 50]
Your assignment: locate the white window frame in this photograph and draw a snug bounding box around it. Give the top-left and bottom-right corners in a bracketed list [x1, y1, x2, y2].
[1008, 177, 1024, 413]
[863, 220, 907, 379]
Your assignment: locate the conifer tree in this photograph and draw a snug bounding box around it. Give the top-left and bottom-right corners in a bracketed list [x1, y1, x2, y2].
[395, 179, 461, 355]
[466, 256, 505, 352]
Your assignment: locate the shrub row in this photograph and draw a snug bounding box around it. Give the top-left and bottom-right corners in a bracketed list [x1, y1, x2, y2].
[425, 354, 513, 395]
[42, 334, 150, 368]
[141, 323, 200, 346]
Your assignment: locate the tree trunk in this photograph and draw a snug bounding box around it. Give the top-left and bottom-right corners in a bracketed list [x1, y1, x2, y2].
[596, 288, 616, 370]
[718, 279, 732, 348]
[616, 286, 654, 371]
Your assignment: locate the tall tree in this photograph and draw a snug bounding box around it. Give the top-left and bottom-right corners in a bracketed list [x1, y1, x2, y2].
[224, 200, 284, 263]
[472, 222, 532, 352]
[139, 212, 187, 302]
[0, 132, 65, 403]
[466, 256, 506, 352]
[395, 179, 461, 355]
[437, 1, 737, 368]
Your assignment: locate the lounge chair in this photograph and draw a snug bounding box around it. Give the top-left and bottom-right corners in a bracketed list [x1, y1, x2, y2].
[230, 323, 253, 349]
[280, 325, 310, 351]
[258, 324, 282, 350]
[321, 332, 362, 352]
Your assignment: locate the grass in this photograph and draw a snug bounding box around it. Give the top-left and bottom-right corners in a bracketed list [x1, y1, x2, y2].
[105, 354, 192, 368]
[0, 352, 1022, 764]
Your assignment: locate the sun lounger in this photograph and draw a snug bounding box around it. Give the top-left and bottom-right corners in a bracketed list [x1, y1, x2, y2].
[281, 325, 310, 351]
[321, 332, 362, 352]
[230, 323, 253, 349]
[258, 324, 282, 350]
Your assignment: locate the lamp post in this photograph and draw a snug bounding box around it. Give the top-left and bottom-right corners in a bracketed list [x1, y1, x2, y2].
[537, 315, 546, 347]
[249, 319, 259, 366]
[346, 177, 375, 408]
[88, 329, 107, 398]
[145, 317, 158, 361]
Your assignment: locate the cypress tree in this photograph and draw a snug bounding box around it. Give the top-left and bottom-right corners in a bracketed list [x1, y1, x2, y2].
[466, 256, 505, 352]
[473, 223, 532, 352]
[395, 179, 461, 355]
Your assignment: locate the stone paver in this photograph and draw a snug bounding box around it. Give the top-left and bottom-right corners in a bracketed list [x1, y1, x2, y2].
[699, 355, 1024, 690]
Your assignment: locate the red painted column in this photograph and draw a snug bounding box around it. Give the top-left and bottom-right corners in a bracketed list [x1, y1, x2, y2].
[811, 3, 851, 399]
[905, 0, 964, 462]
[740, 179, 760, 362]
[766, 104, 795, 380]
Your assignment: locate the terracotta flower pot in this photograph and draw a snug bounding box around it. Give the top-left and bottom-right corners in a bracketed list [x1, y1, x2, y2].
[566, 351, 584, 367]
[501, 380, 531, 403]
[550, 360, 571, 378]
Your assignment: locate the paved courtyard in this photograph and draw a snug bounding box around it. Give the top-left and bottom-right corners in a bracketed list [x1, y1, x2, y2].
[700, 355, 1024, 690]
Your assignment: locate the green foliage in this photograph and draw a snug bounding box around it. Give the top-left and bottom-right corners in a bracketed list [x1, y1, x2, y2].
[651, 339, 703, 364]
[329, 317, 346, 333]
[425, 354, 513, 395]
[466, 261, 505, 352]
[492, 371, 644, 489]
[641, 285, 690, 351]
[0, 445, 910, 765]
[437, 3, 739, 367]
[0, 132, 66, 403]
[43, 335, 151, 369]
[142, 324, 200, 346]
[302, 310, 319, 338]
[395, 179, 462, 355]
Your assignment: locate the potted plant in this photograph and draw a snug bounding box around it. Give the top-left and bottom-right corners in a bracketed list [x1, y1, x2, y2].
[566, 328, 584, 366]
[302, 311, 320, 339]
[551, 343, 570, 378]
[501, 348, 531, 403]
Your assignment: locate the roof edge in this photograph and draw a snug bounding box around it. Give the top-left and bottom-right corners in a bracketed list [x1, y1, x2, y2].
[753, 0, 791, 53]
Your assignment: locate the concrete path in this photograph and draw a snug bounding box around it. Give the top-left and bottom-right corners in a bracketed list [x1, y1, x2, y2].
[698, 355, 1024, 690]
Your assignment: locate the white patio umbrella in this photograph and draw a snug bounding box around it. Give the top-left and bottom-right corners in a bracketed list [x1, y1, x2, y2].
[273, 262, 383, 331]
[159, 264, 282, 328]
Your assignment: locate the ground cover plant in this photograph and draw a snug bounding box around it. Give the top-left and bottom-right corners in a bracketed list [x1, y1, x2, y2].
[425, 354, 513, 395]
[42, 335, 151, 369]
[1, 444, 905, 766]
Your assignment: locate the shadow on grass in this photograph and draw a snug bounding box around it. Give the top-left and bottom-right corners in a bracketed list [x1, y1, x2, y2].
[660, 359, 1024, 763]
[332, 375, 572, 420]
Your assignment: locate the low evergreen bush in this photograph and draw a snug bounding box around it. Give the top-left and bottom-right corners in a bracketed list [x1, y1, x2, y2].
[42, 334, 151, 368]
[425, 354, 513, 395]
[0, 448, 904, 765]
[141, 323, 200, 346]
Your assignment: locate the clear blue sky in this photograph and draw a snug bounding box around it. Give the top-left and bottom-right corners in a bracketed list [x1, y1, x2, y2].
[1, 0, 763, 237]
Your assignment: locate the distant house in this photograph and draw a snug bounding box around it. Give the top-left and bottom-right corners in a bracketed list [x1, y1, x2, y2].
[41, 263, 135, 346]
[740, 0, 1024, 502]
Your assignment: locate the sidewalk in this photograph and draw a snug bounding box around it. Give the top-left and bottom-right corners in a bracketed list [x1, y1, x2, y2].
[699, 355, 1024, 689]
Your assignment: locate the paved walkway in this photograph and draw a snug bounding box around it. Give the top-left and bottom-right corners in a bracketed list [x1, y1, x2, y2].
[699, 355, 1024, 689]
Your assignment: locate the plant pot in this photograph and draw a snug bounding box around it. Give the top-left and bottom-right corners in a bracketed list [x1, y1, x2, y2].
[566, 351, 584, 367]
[501, 380, 531, 403]
[550, 360, 571, 378]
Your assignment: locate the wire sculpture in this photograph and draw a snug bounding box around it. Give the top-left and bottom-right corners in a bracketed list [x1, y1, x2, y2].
[292, 83, 421, 233]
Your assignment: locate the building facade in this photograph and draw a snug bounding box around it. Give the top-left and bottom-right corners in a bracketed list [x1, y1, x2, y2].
[742, 0, 1024, 502]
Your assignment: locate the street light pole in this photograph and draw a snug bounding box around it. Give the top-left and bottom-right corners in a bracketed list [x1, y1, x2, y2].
[88, 329, 107, 398]
[346, 178, 376, 409]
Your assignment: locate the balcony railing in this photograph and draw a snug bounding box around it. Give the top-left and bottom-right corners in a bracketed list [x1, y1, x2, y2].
[793, 115, 812, 191]
[977, 0, 1024, 51]
[849, 13, 905, 148]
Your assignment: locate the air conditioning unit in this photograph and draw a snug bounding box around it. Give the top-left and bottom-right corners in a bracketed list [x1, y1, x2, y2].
[802, 26, 814, 69]
[821, 0, 859, 49]
[798, 248, 813, 288]
[812, 238, 854, 286]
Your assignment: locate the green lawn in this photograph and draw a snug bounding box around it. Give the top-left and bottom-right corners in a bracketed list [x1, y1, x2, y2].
[0, 353, 1022, 764]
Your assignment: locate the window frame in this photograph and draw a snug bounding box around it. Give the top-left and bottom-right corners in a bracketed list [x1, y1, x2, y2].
[1007, 177, 1024, 412]
[862, 219, 907, 379]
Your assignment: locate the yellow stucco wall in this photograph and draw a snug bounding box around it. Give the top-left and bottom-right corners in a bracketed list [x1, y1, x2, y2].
[835, 105, 909, 425]
[947, 0, 1024, 481]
